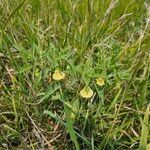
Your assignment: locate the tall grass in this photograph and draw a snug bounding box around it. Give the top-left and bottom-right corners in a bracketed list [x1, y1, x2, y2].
[0, 0, 150, 149]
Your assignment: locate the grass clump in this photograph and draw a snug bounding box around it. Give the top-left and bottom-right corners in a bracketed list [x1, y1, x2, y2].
[0, 0, 150, 149]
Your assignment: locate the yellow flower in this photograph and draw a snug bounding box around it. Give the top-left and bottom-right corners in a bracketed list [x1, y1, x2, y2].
[96, 77, 105, 86]
[80, 86, 93, 99]
[52, 69, 65, 81]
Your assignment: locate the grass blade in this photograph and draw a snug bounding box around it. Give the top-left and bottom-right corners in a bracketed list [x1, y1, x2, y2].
[64, 104, 80, 150]
[108, 88, 122, 111]
[139, 104, 150, 150]
[3, 0, 26, 29]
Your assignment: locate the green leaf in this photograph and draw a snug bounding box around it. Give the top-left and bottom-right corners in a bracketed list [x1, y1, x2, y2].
[44, 110, 66, 126]
[38, 84, 59, 103]
[44, 110, 91, 147]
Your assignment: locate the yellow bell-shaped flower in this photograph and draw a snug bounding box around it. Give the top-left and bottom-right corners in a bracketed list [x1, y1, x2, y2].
[52, 69, 65, 81]
[80, 86, 93, 99]
[96, 77, 105, 86]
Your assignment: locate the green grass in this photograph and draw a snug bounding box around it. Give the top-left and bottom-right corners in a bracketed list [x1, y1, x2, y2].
[0, 0, 150, 149]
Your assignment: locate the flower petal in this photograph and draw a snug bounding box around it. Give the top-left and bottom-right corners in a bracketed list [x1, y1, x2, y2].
[96, 77, 105, 86]
[52, 70, 65, 81]
[80, 86, 93, 98]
